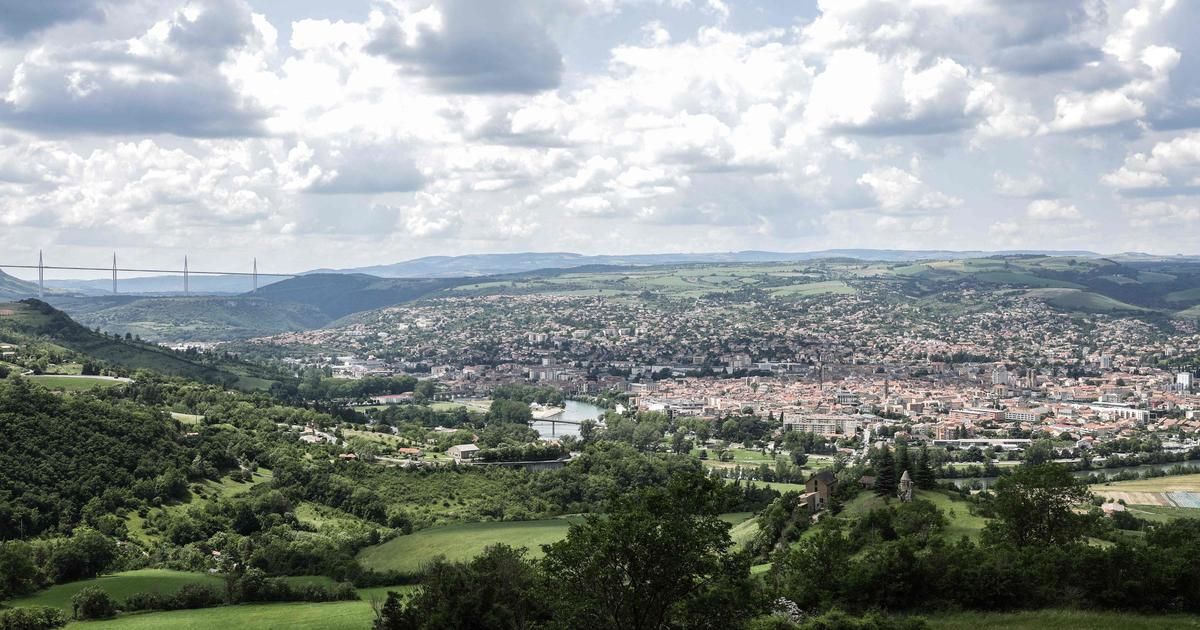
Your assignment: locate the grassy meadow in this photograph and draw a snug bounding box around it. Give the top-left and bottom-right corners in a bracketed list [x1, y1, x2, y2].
[6, 570, 223, 611]
[356, 519, 579, 573]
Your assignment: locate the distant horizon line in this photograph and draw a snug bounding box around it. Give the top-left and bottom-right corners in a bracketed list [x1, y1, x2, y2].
[6, 247, 1200, 288]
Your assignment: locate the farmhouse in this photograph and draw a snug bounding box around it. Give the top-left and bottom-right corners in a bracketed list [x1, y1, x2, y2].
[801, 471, 838, 512]
[397, 447, 424, 459]
[447, 443, 481, 461]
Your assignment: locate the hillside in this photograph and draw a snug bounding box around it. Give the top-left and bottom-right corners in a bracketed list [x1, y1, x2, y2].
[0, 300, 281, 388]
[0, 269, 40, 300]
[253, 273, 470, 320]
[31, 255, 1200, 346]
[51, 295, 330, 342]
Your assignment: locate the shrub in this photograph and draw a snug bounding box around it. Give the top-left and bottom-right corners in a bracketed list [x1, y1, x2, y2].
[169, 584, 224, 610]
[0, 606, 68, 630]
[122, 591, 169, 612]
[71, 586, 117, 620]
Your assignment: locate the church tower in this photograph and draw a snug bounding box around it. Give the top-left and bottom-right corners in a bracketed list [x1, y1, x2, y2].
[898, 470, 913, 502]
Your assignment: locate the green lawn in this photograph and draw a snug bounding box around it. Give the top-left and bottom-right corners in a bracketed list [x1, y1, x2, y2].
[357, 519, 580, 573]
[924, 610, 1200, 629]
[6, 570, 223, 611]
[769, 281, 857, 298]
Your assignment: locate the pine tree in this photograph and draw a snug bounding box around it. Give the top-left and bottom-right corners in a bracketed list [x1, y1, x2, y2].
[914, 446, 936, 490]
[895, 444, 911, 484]
[874, 445, 897, 497]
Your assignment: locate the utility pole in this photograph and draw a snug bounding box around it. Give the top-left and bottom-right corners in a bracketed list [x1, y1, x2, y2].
[184, 256, 189, 296]
[112, 253, 118, 294]
[38, 250, 44, 299]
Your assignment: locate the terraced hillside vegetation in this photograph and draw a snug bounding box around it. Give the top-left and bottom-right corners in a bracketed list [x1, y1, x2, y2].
[53, 296, 330, 343]
[0, 300, 283, 388]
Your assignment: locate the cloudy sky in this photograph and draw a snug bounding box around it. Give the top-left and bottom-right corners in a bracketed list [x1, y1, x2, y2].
[1, 0, 1199, 275]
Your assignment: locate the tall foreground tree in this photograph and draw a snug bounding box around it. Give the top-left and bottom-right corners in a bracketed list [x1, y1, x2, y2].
[913, 447, 936, 490]
[541, 473, 755, 630]
[373, 544, 551, 630]
[873, 445, 897, 497]
[984, 464, 1094, 546]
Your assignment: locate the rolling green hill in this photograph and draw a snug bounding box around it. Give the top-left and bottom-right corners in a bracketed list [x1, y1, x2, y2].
[255, 273, 469, 320]
[53, 296, 331, 342]
[0, 269, 40, 300]
[0, 300, 281, 389]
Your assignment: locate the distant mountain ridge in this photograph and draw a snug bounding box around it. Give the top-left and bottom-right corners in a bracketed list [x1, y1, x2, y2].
[310, 249, 1108, 278]
[44, 274, 285, 296]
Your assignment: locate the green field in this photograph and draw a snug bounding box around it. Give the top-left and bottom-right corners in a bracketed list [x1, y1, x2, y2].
[769, 280, 857, 298]
[24, 375, 127, 391]
[1090, 473, 1200, 493]
[64, 586, 417, 630]
[6, 570, 223, 611]
[358, 512, 755, 573]
[754, 481, 809, 493]
[924, 610, 1200, 629]
[357, 519, 579, 573]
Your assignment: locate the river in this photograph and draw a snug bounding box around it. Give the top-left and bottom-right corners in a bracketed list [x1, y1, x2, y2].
[531, 400, 607, 440]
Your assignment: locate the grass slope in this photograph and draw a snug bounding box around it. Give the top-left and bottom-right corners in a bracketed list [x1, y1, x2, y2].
[6, 570, 223, 611]
[357, 519, 578, 573]
[257, 274, 469, 320]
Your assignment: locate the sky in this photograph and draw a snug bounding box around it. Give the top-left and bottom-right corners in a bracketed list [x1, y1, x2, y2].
[2, 0, 1200, 276]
